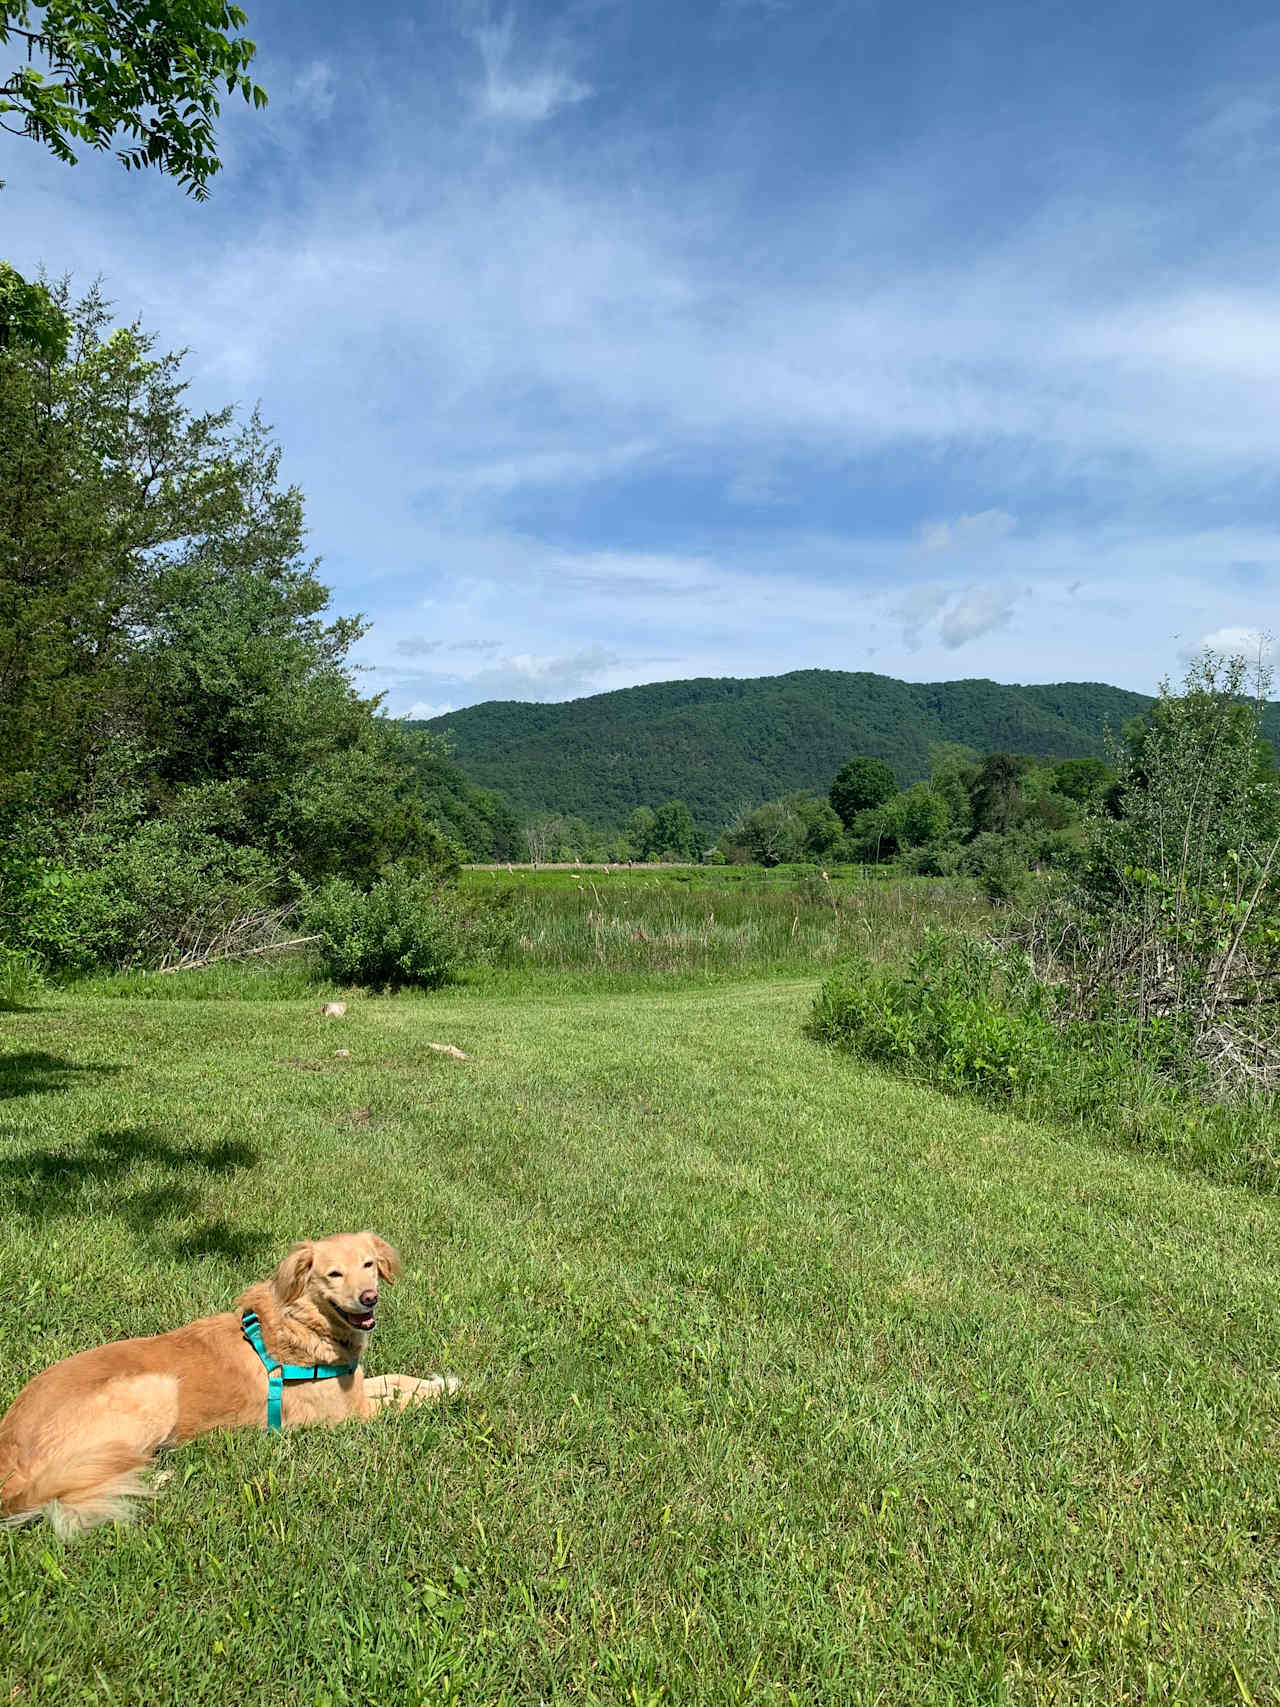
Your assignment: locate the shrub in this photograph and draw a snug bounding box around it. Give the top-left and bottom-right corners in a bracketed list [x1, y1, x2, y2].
[902, 842, 962, 878]
[0, 945, 44, 1010]
[810, 931, 1061, 1100]
[1022, 651, 1280, 1095]
[963, 832, 1032, 903]
[302, 864, 514, 989]
[810, 928, 1280, 1191]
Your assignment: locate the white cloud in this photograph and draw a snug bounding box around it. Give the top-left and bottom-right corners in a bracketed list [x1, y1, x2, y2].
[891, 580, 1024, 651]
[403, 702, 456, 720]
[14, 13, 1280, 717]
[415, 440, 655, 502]
[918, 510, 1017, 555]
[473, 14, 591, 122]
[1187, 626, 1274, 663]
[938, 585, 1024, 650]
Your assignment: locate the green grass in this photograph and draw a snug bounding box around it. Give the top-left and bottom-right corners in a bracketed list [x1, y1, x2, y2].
[3, 975, 1280, 1704]
[464, 869, 989, 986]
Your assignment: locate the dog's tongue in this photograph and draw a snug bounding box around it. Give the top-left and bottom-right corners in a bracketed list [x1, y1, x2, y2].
[357, 1313, 376, 1332]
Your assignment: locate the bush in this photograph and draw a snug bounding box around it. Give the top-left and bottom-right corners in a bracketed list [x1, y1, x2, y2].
[810, 928, 1280, 1190]
[302, 864, 513, 989]
[78, 823, 278, 969]
[810, 931, 1061, 1099]
[963, 832, 1032, 903]
[1021, 652, 1280, 1096]
[3, 775, 283, 971]
[902, 842, 962, 877]
[0, 945, 44, 1010]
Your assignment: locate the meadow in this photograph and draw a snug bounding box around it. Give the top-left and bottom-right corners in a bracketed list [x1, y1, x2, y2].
[2, 874, 1280, 1704]
[456, 866, 989, 986]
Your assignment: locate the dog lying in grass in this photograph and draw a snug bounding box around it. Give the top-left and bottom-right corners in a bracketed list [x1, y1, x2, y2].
[0, 1231, 458, 1538]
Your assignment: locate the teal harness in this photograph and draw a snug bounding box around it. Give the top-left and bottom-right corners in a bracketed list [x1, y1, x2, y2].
[240, 1310, 359, 1431]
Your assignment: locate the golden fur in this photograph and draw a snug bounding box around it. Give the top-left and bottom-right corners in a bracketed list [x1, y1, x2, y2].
[0, 1231, 457, 1538]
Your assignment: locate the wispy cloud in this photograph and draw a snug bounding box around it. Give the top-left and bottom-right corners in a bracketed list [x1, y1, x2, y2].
[892, 580, 1025, 652]
[1189, 82, 1280, 168]
[918, 510, 1017, 555]
[938, 585, 1025, 650]
[10, 1, 1280, 717]
[472, 12, 591, 122]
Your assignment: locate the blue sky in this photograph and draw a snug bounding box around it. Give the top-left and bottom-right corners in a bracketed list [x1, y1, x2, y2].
[5, 0, 1280, 714]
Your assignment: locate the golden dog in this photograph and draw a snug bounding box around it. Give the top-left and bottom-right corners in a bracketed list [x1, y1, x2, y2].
[0, 1231, 457, 1538]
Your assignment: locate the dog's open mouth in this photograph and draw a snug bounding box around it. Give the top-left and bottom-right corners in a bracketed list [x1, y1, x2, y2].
[335, 1305, 377, 1333]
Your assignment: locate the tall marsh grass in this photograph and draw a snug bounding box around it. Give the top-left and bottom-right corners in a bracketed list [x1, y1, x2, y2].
[469, 869, 988, 979]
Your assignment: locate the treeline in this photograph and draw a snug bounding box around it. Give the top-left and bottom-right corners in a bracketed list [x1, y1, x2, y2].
[510, 747, 1115, 884]
[410, 669, 1236, 831]
[0, 274, 517, 976]
[716, 746, 1117, 892]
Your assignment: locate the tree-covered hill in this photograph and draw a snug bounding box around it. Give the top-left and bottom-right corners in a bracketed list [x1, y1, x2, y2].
[409, 669, 1262, 832]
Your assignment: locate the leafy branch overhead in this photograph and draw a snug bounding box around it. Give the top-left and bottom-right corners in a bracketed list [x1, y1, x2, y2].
[0, 1, 267, 196]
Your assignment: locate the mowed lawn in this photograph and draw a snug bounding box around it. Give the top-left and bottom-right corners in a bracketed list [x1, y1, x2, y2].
[2, 978, 1280, 1705]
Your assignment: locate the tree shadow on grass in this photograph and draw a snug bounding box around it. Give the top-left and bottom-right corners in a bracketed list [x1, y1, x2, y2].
[0, 1052, 122, 1101]
[0, 1125, 273, 1266]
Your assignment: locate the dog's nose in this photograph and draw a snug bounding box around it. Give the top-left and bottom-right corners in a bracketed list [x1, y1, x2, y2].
[359, 1289, 378, 1308]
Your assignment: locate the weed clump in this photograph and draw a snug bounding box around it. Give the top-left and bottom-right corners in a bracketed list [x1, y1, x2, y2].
[302, 864, 514, 990]
[810, 929, 1280, 1189]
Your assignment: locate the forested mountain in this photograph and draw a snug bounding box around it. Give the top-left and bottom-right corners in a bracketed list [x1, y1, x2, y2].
[410, 670, 1280, 832]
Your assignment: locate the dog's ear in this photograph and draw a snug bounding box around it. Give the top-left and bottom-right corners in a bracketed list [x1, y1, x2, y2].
[366, 1233, 401, 1285]
[273, 1241, 314, 1304]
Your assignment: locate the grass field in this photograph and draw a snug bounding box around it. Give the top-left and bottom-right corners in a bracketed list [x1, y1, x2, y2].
[3, 963, 1280, 1704]
[458, 869, 989, 985]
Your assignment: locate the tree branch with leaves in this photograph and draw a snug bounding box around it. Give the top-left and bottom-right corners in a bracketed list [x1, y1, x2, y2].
[1, 1, 267, 197]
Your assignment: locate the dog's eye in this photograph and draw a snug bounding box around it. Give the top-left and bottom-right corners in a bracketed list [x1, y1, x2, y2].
[363, 1260, 373, 1268]
[327, 1269, 342, 1279]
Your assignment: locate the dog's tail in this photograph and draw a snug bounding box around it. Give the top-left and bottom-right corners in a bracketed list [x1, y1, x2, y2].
[0, 1374, 179, 1540]
[0, 1440, 158, 1538]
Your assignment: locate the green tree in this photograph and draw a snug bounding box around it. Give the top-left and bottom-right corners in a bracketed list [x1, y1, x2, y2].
[721, 801, 807, 867]
[1, 1, 267, 197]
[402, 737, 522, 862]
[1037, 652, 1280, 1080]
[651, 799, 700, 861]
[1053, 755, 1113, 805]
[842, 804, 898, 863]
[787, 792, 844, 860]
[896, 782, 951, 848]
[1, 276, 493, 967]
[0, 262, 68, 356]
[830, 755, 898, 829]
[928, 743, 978, 840]
[969, 753, 1035, 835]
[626, 805, 657, 861]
